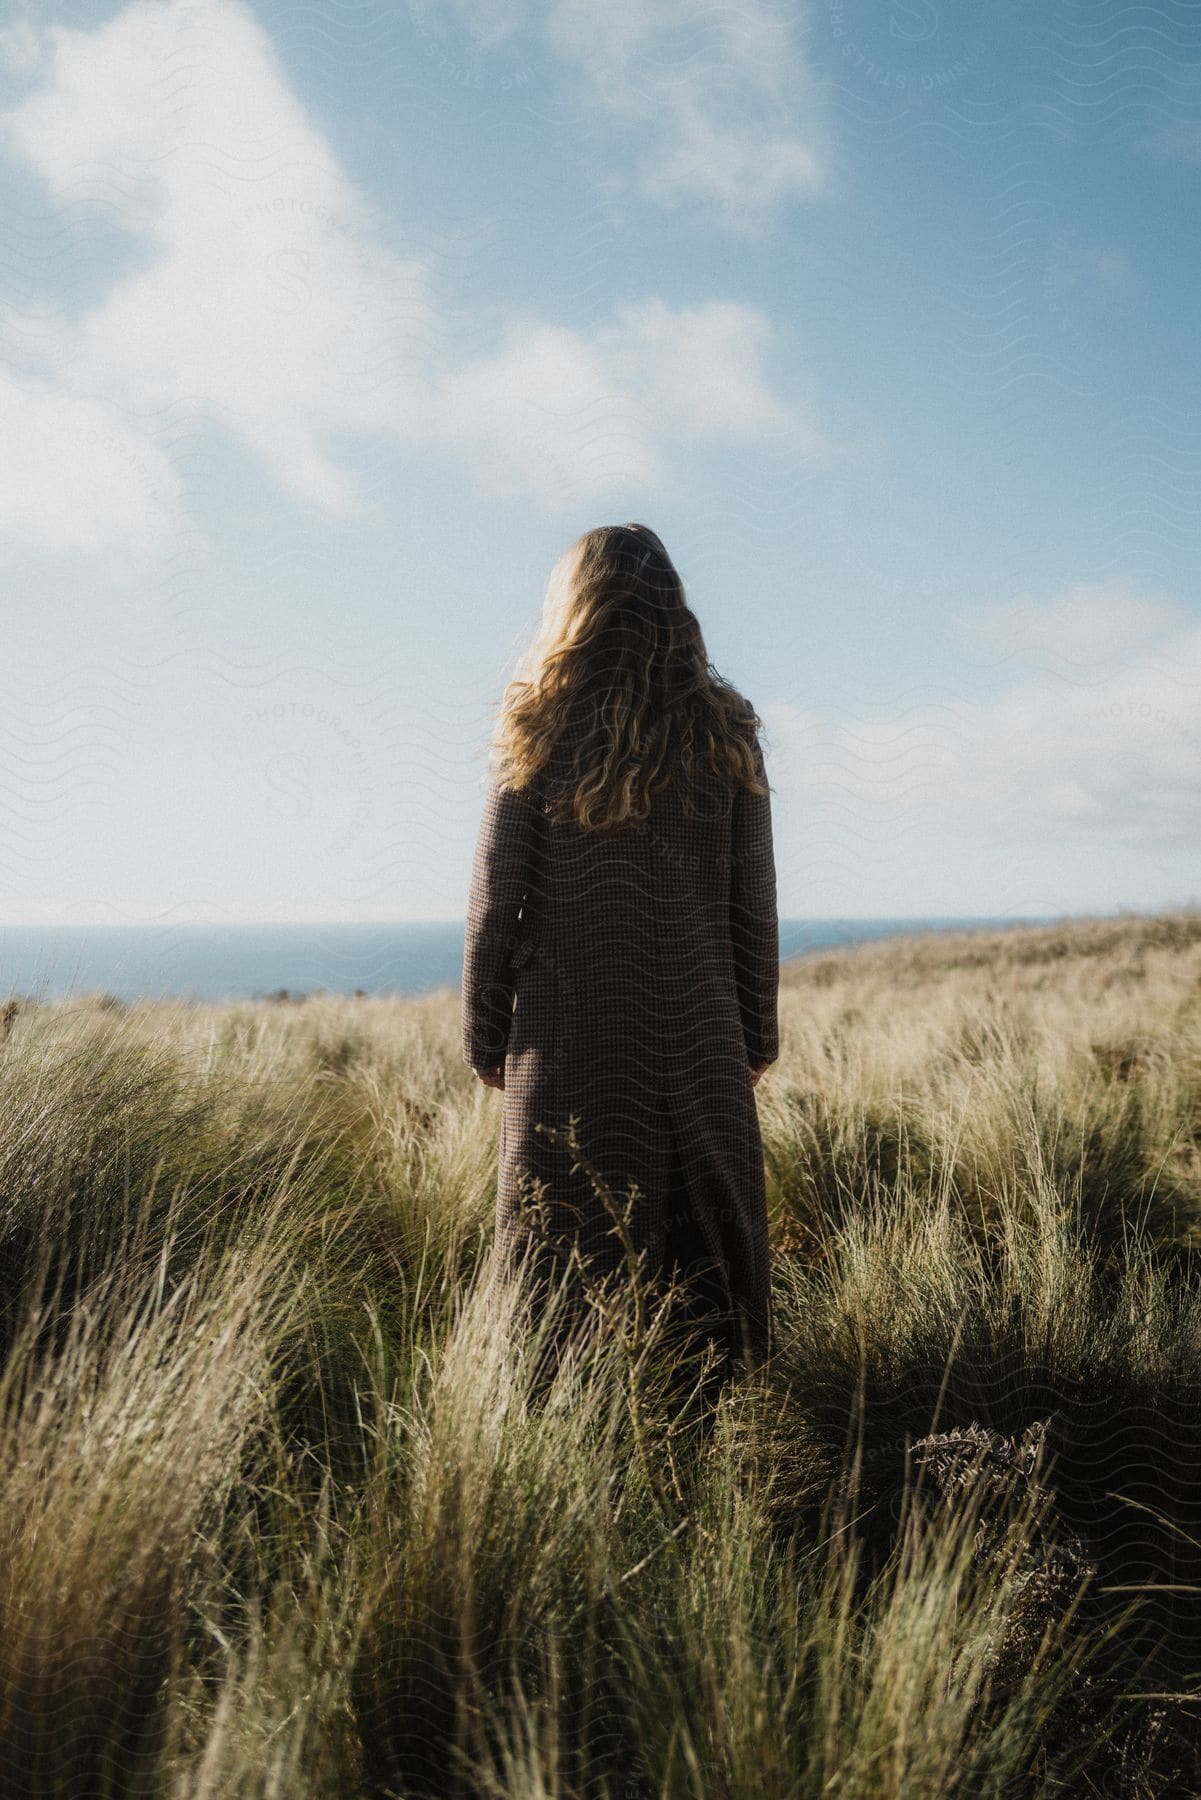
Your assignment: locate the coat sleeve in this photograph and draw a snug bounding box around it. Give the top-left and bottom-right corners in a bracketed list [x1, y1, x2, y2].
[461, 776, 543, 1074]
[729, 744, 780, 1065]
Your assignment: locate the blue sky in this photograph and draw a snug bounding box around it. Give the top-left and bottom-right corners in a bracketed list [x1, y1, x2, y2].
[1, 0, 1198, 925]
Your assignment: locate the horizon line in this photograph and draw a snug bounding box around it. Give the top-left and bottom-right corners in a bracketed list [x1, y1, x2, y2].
[0, 906, 1197, 932]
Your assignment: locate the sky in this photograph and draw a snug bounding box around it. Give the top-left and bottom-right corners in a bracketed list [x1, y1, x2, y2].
[0, 0, 1199, 926]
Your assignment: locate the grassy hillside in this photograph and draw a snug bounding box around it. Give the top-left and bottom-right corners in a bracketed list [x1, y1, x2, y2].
[1, 907, 1200, 1796]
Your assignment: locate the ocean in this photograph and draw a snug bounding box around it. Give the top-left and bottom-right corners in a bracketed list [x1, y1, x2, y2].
[0, 917, 1050, 1006]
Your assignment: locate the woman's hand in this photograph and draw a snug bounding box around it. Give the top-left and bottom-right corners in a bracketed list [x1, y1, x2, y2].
[477, 1066, 505, 1091]
[750, 1060, 770, 1087]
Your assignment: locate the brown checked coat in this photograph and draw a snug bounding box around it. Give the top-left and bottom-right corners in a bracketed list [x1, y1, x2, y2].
[461, 717, 780, 1369]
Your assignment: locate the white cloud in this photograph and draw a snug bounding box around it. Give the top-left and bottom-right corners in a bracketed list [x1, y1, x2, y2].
[443, 0, 825, 220]
[956, 579, 1186, 675]
[0, 380, 181, 557]
[595, 299, 804, 443]
[0, 0, 807, 558]
[436, 296, 805, 502]
[545, 0, 824, 217]
[2, 0, 440, 517]
[435, 316, 667, 501]
[762, 601, 1201, 848]
[0, 21, 41, 76]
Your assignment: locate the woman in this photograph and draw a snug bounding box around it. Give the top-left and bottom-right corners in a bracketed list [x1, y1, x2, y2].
[461, 523, 779, 1400]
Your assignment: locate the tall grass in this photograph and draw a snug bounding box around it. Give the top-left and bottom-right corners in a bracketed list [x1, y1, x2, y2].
[0, 909, 1199, 1795]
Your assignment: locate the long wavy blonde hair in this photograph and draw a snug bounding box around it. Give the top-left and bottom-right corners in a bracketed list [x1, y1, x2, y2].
[490, 523, 768, 831]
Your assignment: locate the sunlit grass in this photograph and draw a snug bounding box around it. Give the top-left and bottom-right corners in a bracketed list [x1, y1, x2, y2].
[0, 907, 1199, 1795]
